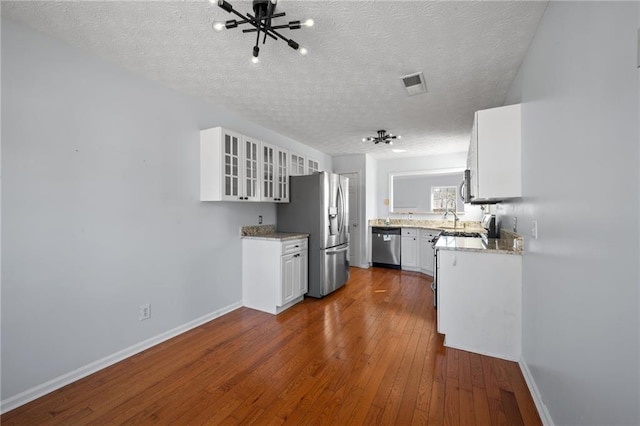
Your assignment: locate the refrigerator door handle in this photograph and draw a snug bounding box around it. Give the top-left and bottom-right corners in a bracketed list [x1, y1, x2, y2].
[326, 246, 349, 254]
[337, 182, 346, 234]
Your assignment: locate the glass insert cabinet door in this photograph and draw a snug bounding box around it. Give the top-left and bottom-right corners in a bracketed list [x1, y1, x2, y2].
[308, 159, 319, 173]
[262, 143, 275, 200]
[243, 137, 260, 201]
[223, 132, 240, 199]
[290, 153, 306, 176]
[276, 150, 288, 201]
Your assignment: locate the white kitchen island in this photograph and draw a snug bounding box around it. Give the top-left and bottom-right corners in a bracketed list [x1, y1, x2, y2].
[436, 234, 522, 361]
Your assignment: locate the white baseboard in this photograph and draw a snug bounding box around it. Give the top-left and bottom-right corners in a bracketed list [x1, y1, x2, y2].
[519, 357, 554, 426]
[0, 301, 242, 414]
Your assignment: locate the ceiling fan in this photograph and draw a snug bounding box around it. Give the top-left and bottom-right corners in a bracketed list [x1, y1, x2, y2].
[362, 130, 402, 145]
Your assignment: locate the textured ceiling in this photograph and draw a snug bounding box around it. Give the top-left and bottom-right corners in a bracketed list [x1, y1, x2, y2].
[2, 0, 548, 159]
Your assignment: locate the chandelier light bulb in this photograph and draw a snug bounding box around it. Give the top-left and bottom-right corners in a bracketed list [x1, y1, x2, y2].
[270, 0, 277, 4]
[304, 18, 314, 27]
[212, 21, 225, 32]
[209, 0, 216, 3]
[251, 56, 259, 64]
[362, 138, 367, 142]
[299, 47, 308, 56]
[390, 141, 394, 145]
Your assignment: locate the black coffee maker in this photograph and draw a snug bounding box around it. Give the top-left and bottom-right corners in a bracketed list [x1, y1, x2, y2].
[481, 214, 498, 238]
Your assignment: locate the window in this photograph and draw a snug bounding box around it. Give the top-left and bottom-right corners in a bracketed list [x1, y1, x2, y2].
[431, 186, 457, 213]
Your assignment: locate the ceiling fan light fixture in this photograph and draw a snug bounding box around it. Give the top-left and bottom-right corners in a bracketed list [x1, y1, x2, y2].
[213, 0, 313, 62]
[363, 129, 401, 145]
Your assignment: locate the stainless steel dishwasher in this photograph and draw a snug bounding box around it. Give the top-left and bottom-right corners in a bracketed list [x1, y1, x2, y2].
[371, 227, 401, 269]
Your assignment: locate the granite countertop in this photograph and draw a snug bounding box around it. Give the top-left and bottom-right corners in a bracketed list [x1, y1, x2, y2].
[369, 218, 485, 234]
[435, 232, 523, 256]
[242, 232, 309, 241]
[240, 224, 308, 241]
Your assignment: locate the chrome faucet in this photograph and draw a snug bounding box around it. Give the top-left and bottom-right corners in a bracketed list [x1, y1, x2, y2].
[443, 199, 459, 229]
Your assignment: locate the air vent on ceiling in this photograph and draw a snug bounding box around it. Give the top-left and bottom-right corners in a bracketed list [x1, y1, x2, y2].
[400, 72, 427, 96]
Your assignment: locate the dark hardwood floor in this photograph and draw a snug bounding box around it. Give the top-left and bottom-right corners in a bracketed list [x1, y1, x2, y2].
[1, 267, 541, 425]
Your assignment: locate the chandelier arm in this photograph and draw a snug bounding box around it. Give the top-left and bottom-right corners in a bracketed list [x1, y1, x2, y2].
[224, 6, 251, 24]
[232, 18, 252, 27]
[242, 29, 278, 41]
[267, 28, 293, 43]
[270, 23, 297, 30]
[244, 11, 285, 25]
[263, 0, 275, 44]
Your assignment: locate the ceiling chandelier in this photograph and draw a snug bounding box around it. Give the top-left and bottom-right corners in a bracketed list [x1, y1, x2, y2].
[362, 130, 402, 145]
[211, 0, 314, 64]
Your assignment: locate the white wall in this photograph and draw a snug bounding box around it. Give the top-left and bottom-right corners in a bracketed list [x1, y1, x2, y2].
[375, 153, 484, 221]
[499, 3, 639, 425]
[1, 17, 331, 407]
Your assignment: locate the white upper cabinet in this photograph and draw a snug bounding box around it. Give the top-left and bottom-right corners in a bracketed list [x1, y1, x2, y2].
[201, 126, 298, 202]
[275, 148, 289, 203]
[290, 153, 306, 176]
[201, 127, 260, 201]
[261, 142, 289, 203]
[242, 135, 261, 201]
[307, 158, 320, 174]
[467, 104, 522, 202]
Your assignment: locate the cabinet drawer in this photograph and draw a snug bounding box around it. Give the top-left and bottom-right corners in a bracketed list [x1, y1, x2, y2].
[402, 228, 418, 237]
[282, 239, 307, 255]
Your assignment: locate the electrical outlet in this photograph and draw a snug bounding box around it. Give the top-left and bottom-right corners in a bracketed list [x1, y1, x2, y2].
[531, 220, 538, 239]
[258, 215, 263, 224]
[139, 303, 151, 321]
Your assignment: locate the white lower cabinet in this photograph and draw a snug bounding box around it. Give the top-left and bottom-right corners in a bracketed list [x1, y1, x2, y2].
[437, 249, 522, 361]
[418, 229, 438, 276]
[400, 228, 418, 271]
[242, 237, 308, 314]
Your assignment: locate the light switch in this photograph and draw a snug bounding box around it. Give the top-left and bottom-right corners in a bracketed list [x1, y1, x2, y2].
[531, 220, 538, 239]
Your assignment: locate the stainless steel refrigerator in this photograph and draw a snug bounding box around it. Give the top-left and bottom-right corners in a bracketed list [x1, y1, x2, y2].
[277, 171, 349, 298]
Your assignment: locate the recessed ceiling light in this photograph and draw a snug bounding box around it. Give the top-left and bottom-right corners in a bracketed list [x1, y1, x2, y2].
[392, 149, 407, 153]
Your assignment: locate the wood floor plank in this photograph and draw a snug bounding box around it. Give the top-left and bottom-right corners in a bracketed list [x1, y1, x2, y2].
[459, 388, 476, 426]
[458, 349, 473, 392]
[470, 353, 486, 389]
[500, 389, 525, 426]
[1, 267, 541, 426]
[443, 378, 461, 426]
[472, 386, 493, 426]
[505, 361, 543, 426]
[428, 379, 446, 425]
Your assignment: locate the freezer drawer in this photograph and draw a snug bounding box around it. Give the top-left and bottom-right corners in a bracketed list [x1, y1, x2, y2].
[371, 227, 401, 268]
[320, 243, 350, 296]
